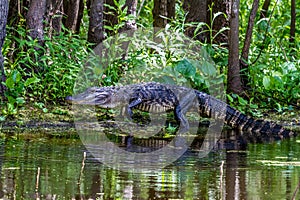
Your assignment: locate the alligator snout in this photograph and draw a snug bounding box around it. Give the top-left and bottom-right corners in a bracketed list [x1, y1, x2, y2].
[65, 96, 73, 103]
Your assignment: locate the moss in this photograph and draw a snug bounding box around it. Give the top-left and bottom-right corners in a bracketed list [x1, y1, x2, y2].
[1, 104, 300, 137]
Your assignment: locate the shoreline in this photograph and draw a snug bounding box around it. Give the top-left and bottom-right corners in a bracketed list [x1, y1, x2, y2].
[1, 105, 299, 135]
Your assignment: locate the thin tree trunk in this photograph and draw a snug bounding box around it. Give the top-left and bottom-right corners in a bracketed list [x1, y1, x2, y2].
[260, 0, 271, 19]
[122, 0, 137, 31]
[76, 0, 84, 33]
[46, 0, 64, 35]
[0, 0, 9, 96]
[227, 0, 244, 95]
[88, 0, 104, 45]
[27, 0, 47, 46]
[240, 0, 260, 89]
[121, 0, 138, 59]
[289, 0, 295, 44]
[63, 0, 81, 32]
[153, 0, 168, 28]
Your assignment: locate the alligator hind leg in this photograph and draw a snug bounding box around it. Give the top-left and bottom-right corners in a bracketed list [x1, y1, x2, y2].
[174, 91, 197, 133]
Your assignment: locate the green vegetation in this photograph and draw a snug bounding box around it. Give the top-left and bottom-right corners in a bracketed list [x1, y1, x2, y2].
[1, 26, 90, 119]
[1, 0, 299, 121]
[238, 0, 299, 114]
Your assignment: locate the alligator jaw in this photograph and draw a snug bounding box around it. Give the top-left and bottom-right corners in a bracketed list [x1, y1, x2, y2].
[65, 94, 100, 105]
[66, 87, 116, 108]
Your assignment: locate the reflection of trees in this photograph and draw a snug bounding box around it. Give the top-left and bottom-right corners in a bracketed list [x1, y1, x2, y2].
[0, 139, 86, 199]
[225, 150, 247, 200]
[0, 130, 299, 199]
[0, 140, 4, 198]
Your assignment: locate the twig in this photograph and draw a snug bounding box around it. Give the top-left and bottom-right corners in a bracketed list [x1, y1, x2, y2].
[78, 151, 87, 185]
[77, 152, 87, 199]
[220, 161, 225, 199]
[35, 167, 41, 200]
[137, 0, 146, 18]
[278, 41, 289, 62]
[251, 0, 279, 65]
[35, 167, 40, 192]
[292, 177, 300, 200]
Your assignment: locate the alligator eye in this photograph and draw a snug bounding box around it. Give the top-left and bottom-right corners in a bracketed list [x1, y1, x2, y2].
[98, 94, 107, 99]
[88, 87, 100, 93]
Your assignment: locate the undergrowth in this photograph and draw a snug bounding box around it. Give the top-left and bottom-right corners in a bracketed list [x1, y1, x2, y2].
[1, 0, 299, 121]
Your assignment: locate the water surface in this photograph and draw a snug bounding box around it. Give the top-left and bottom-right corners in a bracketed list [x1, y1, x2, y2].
[0, 131, 299, 199]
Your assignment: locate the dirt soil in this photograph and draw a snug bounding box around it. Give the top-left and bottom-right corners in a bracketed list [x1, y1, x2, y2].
[1, 105, 299, 136]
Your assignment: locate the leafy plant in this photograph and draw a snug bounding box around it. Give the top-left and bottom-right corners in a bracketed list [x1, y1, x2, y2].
[1, 23, 91, 118]
[2, 0, 299, 120]
[194, 3, 229, 45]
[104, 0, 136, 34]
[239, 0, 300, 109]
[227, 94, 261, 117]
[1, 69, 39, 117]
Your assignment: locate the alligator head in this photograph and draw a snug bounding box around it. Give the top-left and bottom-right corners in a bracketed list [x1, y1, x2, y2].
[66, 86, 121, 108]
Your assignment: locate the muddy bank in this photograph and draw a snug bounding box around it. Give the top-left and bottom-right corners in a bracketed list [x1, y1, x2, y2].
[1, 105, 299, 135]
[1, 120, 76, 135]
[0, 105, 76, 136]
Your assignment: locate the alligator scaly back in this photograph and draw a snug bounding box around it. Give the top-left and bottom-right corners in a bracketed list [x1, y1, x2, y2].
[66, 82, 295, 139]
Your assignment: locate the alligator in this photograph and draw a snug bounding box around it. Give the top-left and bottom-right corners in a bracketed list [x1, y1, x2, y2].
[66, 82, 295, 139]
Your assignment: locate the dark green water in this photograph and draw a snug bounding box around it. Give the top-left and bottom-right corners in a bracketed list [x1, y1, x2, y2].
[0, 132, 299, 199]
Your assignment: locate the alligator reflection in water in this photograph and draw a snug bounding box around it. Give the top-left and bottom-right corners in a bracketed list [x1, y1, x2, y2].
[0, 129, 299, 199]
[118, 127, 287, 153]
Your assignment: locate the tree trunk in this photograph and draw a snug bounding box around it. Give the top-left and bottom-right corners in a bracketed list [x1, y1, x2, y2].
[0, 0, 9, 96]
[104, 0, 118, 33]
[26, 0, 47, 46]
[183, 0, 207, 40]
[207, 0, 229, 44]
[120, 0, 138, 59]
[240, 0, 260, 89]
[8, 0, 30, 26]
[152, 0, 168, 28]
[122, 0, 137, 31]
[167, 0, 175, 20]
[227, 0, 244, 95]
[259, 0, 271, 19]
[88, 0, 104, 45]
[63, 0, 81, 32]
[46, 0, 64, 35]
[76, 0, 84, 33]
[289, 0, 295, 44]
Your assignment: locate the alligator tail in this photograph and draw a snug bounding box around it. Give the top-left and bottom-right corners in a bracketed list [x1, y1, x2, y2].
[225, 105, 296, 139]
[196, 91, 295, 139]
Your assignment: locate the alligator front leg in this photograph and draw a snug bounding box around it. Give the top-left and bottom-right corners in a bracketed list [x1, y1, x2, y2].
[127, 98, 142, 119]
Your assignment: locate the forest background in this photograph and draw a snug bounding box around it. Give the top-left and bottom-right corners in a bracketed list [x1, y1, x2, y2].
[0, 0, 298, 120]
